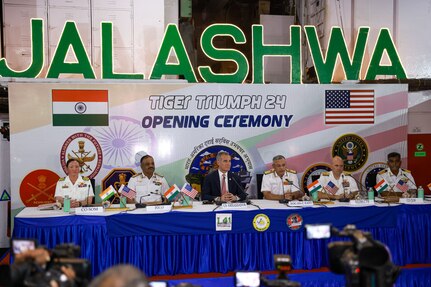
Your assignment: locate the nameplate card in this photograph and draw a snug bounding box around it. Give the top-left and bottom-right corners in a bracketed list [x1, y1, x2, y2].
[399, 198, 424, 204]
[221, 202, 248, 209]
[350, 199, 375, 205]
[75, 206, 104, 214]
[288, 201, 314, 207]
[147, 204, 173, 212]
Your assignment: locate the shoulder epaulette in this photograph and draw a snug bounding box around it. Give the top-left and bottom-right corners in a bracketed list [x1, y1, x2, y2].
[401, 168, 411, 173]
[343, 172, 352, 176]
[264, 169, 274, 175]
[58, 177, 65, 181]
[378, 169, 388, 175]
[82, 176, 90, 181]
[154, 172, 164, 178]
[286, 168, 296, 174]
[132, 173, 141, 178]
[321, 172, 330, 176]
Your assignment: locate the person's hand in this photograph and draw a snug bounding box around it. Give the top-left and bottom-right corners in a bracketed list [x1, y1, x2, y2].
[70, 200, 80, 208]
[401, 192, 410, 198]
[284, 193, 293, 200]
[221, 193, 235, 202]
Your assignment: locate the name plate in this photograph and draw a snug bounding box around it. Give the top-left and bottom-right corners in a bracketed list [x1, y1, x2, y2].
[350, 199, 375, 205]
[288, 201, 314, 207]
[75, 206, 104, 214]
[399, 198, 424, 204]
[221, 202, 248, 209]
[147, 204, 173, 212]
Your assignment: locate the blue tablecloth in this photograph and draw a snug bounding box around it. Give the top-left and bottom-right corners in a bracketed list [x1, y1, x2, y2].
[167, 268, 431, 287]
[13, 204, 431, 277]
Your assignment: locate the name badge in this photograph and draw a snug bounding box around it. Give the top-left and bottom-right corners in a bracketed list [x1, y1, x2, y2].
[350, 199, 374, 205]
[75, 206, 104, 214]
[399, 198, 424, 204]
[147, 204, 173, 212]
[288, 200, 313, 207]
[221, 202, 248, 209]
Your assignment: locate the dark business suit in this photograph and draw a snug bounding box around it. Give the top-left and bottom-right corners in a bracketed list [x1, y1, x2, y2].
[201, 170, 247, 201]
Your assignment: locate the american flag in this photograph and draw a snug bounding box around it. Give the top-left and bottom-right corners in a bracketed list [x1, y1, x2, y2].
[396, 180, 409, 193]
[181, 183, 198, 199]
[325, 90, 375, 124]
[324, 181, 339, 195]
[118, 184, 136, 200]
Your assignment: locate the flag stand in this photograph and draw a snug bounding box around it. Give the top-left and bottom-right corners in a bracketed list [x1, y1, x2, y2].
[104, 192, 129, 211]
[172, 193, 193, 209]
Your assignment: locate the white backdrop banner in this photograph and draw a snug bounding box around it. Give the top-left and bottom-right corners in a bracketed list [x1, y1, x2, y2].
[9, 82, 408, 210]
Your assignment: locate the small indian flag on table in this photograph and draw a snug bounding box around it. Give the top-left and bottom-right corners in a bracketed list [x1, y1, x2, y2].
[52, 90, 109, 126]
[164, 184, 181, 202]
[100, 185, 116, 201]
[374, 179, 389, 194]
[307, 180, 322, 194]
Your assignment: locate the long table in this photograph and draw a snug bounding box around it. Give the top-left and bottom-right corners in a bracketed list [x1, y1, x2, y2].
[13, 200, 431, 277]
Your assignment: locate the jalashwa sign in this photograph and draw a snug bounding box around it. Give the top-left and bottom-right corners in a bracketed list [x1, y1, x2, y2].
[0, 19, 406, 84]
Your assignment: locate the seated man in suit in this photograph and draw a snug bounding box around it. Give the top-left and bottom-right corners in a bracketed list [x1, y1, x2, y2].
[318, 156, 359, 200]
[376, 152, 416, 196]
[201, 151, 247, 202]
[261, 155, 302, 200]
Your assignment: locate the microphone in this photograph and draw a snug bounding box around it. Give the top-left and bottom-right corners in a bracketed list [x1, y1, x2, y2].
[345, 174, 367, 199]
[230, 174, 250, 203]
[338, 174, 350, 202]
[279, 176, 289, 204]
[82, 178, 92, 207]
[229, 175, 261, 210]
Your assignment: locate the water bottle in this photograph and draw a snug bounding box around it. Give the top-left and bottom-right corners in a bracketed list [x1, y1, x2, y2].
[120, 196, 127, 208]
[368, 187, 374, 200]
[418, 186, 424, 199]
[63, 195, 71, 212]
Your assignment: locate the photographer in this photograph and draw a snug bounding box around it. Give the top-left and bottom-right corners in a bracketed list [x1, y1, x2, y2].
[0, 248, 77, 287]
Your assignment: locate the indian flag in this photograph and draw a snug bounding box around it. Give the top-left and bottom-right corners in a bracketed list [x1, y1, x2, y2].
[164, 184, 181, 201]
[427, 182, 431, 191]
[374, 179, 388, 194]
[52, 90, 109, 126]
[100, 185, 116, 201]
[307, 180, 322, 194]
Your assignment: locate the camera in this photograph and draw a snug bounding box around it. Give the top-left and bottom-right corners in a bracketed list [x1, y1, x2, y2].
[259, 255, 301, 287]
[305, 224, 400, 287]
[10, 241, 91, 287]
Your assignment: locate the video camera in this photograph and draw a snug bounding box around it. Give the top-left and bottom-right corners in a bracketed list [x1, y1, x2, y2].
[305, 224, 400, 287]
[11, 240, 91, 287]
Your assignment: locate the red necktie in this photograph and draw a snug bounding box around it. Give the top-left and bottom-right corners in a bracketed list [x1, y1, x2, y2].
[221, 174, 227, 195]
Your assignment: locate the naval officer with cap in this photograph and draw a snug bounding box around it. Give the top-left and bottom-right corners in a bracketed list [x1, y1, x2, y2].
[127, 155, 169, 203]
[261, 155, 302, 200]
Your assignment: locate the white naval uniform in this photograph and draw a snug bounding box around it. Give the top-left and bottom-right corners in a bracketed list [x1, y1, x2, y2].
[318, 171, 358, 196]
[127, 172, 169, 203]
[54, 175, 94, 201]
[261, 169, 300, 195]
[376, 168, 416, 193]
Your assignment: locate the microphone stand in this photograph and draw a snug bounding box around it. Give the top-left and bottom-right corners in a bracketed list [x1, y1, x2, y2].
[231, 175, 261, 209]
[346, 174, 367, 199]
[279, 177, 289, 204]
[338, 174, 350, 202]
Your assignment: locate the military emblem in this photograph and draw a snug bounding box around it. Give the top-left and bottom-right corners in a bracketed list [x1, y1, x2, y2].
[60, 133, 103, 178]
[286, 213, 303, 230]
[253, 214, 270, 232]
[102, 168, 137, 193]
[19, 169, 60, 207]
[360, 162, 387, 190]
[301, 163, 332, 195]
[186, 143, 252, 197]
[332, 134, 368, 172]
